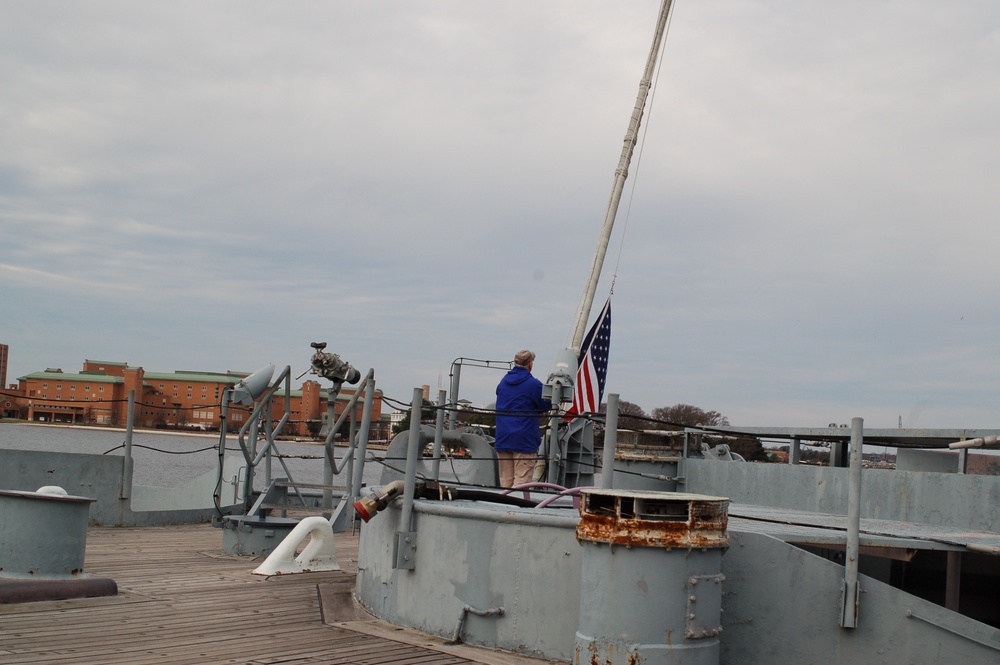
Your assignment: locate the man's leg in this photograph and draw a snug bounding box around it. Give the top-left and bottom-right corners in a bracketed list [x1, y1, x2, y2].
[512, 453, 537, 487]
[497, 451, 515, 488]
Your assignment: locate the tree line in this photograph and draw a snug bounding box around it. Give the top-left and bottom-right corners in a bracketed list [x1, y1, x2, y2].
[607, 401, 770, 462]
[608, 401, 728, 430]
[395, 398, 777, 463]
[397, 401, 731, 435]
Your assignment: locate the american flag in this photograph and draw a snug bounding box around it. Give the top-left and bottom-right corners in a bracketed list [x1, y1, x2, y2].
[567, 297, 611, 416]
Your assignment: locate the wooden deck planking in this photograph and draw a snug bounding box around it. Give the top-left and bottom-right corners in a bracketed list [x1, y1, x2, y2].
[0, 522, 558, 665]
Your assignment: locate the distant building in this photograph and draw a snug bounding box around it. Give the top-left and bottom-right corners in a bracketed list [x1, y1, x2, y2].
[389, 410, 407, 432]
[7, 358, 381, 437]
[0, 342, 8, 390]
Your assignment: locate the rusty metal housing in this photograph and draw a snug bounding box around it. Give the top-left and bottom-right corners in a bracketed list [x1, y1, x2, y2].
[577, 489, 729, 549]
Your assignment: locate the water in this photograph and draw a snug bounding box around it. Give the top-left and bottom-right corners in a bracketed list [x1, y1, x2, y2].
[0, 422, 379, 491]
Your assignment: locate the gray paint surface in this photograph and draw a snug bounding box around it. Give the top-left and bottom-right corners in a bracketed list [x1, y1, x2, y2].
[721, 531, 1000, 664]
[355, 494, 1000, 663]
[576, 541, 723, 664]
[356, 498, 582, 660]
[0, 489, 93, 578]
[0, 448, 242, 525]
[895, 448, 962, 473]
[684, 458, 1000, 533]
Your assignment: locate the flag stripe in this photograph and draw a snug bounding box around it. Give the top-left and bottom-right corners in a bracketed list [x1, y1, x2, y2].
[567, 297, 611, 417]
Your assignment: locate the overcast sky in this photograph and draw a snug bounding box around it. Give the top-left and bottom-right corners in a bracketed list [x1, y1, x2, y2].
[2, 1, 998, 429]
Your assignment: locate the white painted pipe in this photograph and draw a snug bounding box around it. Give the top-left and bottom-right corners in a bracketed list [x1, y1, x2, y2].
[949, 435, 998, 449]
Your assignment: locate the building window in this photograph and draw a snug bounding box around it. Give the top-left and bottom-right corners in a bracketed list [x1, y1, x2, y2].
[99, 386, 104, 392]
[71, 385, 76, 391]
[84, 386, 90, 391]
[43, 383, 48, 389]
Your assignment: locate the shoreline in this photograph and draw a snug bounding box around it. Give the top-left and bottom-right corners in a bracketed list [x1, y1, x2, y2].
[0, 419, 387, 448]
[1, 420, 223, 440]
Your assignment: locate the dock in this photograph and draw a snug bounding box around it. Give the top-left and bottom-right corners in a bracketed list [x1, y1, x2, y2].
[0, 523, 559, 665]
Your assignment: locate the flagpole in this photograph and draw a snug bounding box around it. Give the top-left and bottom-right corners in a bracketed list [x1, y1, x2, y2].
[569, 0, 673, 351]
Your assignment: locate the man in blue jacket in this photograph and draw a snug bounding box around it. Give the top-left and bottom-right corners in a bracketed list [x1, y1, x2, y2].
[495, 349, 551, 487]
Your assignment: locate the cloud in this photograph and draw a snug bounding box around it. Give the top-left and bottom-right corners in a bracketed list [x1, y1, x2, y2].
[1, 1, 999, 429]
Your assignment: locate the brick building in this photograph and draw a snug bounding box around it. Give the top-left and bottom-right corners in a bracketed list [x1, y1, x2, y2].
[7, 358, 382, 438]
[0, 342, 8, 390]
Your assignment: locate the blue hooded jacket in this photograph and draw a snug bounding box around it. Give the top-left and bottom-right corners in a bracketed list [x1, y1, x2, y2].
[494, 366, 550, 453]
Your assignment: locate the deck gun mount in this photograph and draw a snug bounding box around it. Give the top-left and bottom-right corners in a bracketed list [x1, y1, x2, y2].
[309, 342, 362, 438]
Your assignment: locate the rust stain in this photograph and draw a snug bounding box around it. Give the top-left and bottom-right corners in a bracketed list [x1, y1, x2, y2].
[577, 511, 729, 549]
[577, 491, 730, 549]
[582, 639, 600, 665]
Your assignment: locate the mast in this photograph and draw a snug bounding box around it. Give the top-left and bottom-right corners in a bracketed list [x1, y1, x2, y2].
[569, 0, 674, 352]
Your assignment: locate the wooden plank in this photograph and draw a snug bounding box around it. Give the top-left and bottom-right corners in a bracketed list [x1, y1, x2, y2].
[333, 621, 565, 665]
[0, 523, 556, 665]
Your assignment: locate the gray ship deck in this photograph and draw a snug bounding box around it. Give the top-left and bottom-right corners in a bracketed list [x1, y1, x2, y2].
[0, 523, 559, 665]
[729, 503, 1000, 554]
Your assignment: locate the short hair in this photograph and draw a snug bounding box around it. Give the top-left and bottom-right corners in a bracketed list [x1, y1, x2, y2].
[513, 349, 535, 367]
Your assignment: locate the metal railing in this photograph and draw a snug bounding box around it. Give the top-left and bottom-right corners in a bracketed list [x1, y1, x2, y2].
[213, 365, 377, 521]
